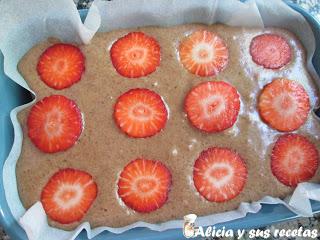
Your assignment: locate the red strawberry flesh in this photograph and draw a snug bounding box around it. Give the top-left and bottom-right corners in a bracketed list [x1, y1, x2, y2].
[41, 168, 98, 224]
[114, 88, 168, 138]
[250, 33, 292, 69]
[117, 158, 172, 213]
[184, 81, 240, 133]
[110, 32, 161, 78]
[193, 147, 247, 202]
[27, 95, 83, 153]
[178, 30, 229, 77]
[37, 43, 85, 90]
[271, 134, 319, 187]
[258, 78, 310, 132]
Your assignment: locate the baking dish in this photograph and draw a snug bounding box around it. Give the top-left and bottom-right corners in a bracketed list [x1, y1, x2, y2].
[1, 2, 320, 239]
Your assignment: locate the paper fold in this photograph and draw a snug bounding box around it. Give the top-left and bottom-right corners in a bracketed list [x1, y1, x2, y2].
[2, 0, 320, 240]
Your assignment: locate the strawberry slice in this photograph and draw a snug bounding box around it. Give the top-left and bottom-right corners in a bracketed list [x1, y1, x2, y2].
[117, 158, 172, 213]
[178, 30, 229, 77]
[271, 134, 319, 187]
[258, 78, 310, 132]
[184, 81, 240, 133]
[37, 43, 85, 90]
[193, 147, 247, 202]
[114, 88, 168, 138]
[110, 32, 161, 78]
[41, 168, 98, 224]
[250, 33, 292, 69]
[27, 95, 83, 153]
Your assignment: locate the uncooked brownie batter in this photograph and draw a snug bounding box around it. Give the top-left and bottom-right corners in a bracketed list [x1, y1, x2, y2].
[16, 24, 320, 230]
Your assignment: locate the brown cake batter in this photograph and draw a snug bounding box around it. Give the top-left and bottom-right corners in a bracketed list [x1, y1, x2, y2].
[16, 24, 320, 229]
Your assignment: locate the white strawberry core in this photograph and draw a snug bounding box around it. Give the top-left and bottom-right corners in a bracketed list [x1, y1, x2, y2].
[205, 163, 233, 188]
[54, 59, 68, 74]
[54, 183, 83, 209]
[191, 42, 214, 63]
[126, 47, 146, 65]
[133, 177, 158, 196]
[44, 108, 64, 137]
[260, 44, 281, 62]
[202, 95, 225, 117]
[131, 104, 152, 120]
[274, 93, 296, 115]
[283, 147, 304, 173]
[136, 177, 157, 192]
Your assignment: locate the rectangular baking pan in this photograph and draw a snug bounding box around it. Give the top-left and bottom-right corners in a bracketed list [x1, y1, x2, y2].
[1, 2, 320, 239]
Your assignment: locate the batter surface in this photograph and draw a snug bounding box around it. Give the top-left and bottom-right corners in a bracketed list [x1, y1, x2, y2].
[16, 24, 320, 229]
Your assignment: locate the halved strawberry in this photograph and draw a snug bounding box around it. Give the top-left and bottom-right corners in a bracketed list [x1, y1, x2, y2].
[117, 158, 172, 213]
[27, 95, 83, 153]
[271, 134, 319, 187]
[178, 30, 229, 77]
[37, 43, 85, 90]
[193, 147, 247, 202]
[184, 81, 240, 133]
[110, 32, 161, 78]
[114, 88, 167, 138]
[41, 168, 98, 224]
[250, 33, 292, 69]
[258, 78, 310, 132]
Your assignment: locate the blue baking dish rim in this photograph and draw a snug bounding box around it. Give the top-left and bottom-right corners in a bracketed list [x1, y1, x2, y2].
[1, 3, 320, 240]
